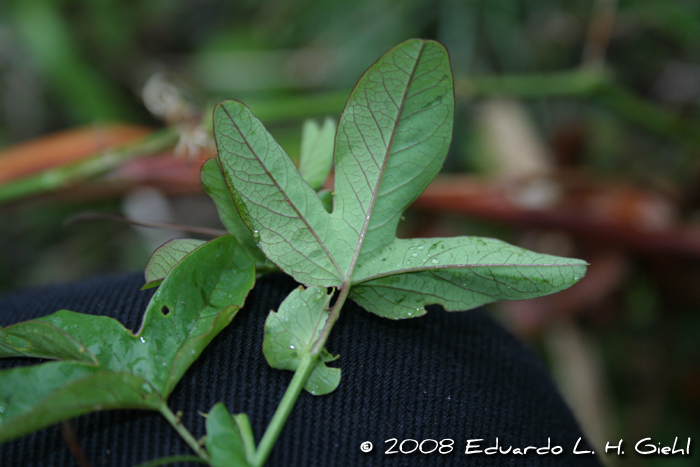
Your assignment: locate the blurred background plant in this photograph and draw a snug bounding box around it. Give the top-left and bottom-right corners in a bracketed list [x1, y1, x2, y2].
[1, 0, 700, 465]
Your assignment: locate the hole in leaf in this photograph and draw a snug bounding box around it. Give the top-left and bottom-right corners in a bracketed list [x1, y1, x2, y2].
[161, 306, 170, 316]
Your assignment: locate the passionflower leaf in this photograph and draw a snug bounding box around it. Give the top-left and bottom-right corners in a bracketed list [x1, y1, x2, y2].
[213, 38, 587, 321]
[0, 235, 255, 442]
[263, 286, 340, 395]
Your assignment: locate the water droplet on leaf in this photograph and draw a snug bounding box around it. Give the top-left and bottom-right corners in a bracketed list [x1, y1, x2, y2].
[140, 337, 146, 344]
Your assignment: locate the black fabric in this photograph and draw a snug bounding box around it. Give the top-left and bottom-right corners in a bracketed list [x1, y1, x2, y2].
[0, 272, 601, 466]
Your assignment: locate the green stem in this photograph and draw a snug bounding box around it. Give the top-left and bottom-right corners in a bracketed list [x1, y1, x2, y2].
[252, 284, 351, 467]
[0, 128, 178, 204]
[159, 403, 210, 463]
[252, 353, 317, 467]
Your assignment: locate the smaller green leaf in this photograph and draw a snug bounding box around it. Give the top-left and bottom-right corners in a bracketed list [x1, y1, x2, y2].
[299, 117, 336, 191]
[201, 159, 266, 265]
[263, 286, 340, 395]
[0, 235, 255, 443]
[205, 403, 254, 467]
[143, 238, 205, 288]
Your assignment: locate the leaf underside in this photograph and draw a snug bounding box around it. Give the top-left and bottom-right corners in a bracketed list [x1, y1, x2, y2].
[213, 38, 587, 320]
[0, 235, 255, 442]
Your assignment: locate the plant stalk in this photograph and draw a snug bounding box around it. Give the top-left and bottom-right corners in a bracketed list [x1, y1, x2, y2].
[252, 284, 351, 467]
[159, 404, 210, 462]
[252, 354, 317, 467]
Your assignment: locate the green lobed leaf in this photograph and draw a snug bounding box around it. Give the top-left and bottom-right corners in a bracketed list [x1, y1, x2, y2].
[213, 39, 587, 321]
[143, 238, 205, 288]
[0, 235, 255, 442]
[201, 158, 267, 265]
[298, 117, 336, 191]
[263, 286, 340, 395]
[205, 403, 254, 467]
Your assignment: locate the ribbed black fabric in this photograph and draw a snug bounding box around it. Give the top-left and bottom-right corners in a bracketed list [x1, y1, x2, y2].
[0, 273, 601, 466]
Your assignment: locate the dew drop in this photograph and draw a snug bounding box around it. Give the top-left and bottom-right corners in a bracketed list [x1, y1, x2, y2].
[431, 258, 439, 264]
[140, 383, 153, 394]
[411, 253, 418, 257]
[289, 345, 296, 350]
[253, 230, 261, 242]
[140, 337, 146, 344]
[191, 349, 196, 354]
